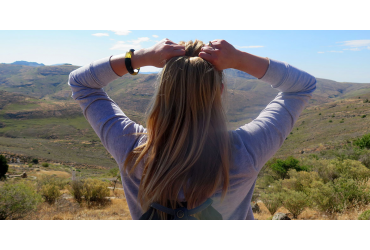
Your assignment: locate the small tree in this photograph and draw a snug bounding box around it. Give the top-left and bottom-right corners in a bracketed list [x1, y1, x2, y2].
[109, 167, 121, 193]
[0, 181, 42, 220]
[260, 192, 283, 216]
[282, 190, 309, 219]
[270, 156, 308, 179]
[32, 158, 39, 164]
[0, 155, 9, 180]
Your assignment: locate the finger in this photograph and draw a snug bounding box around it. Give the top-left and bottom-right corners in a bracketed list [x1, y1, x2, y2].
[173, 49, 186, 56]
[171, 45, 185, 50]
[198, 51, 213, 62]
[201, 46, 216, 53]
[164, 39, 175, 45]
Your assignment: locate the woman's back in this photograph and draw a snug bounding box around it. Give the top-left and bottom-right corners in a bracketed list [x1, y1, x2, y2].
[68, 39, 316, 219]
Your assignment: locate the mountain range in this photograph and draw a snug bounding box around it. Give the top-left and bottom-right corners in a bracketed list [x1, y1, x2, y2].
[1, 62, 370, 167]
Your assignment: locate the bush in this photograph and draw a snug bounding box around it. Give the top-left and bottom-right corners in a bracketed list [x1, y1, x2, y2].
[333, 159, 370, 184]
[270, 156, 308, 179]
[70, 180, 84, 203]
[32, 158, 39, 164]
[41, 162, 49, 168]
[260, 192, 283, 215]
[0, 181, 42, 219]
[282, 189, 309, 219]
[0, 155, 9, 180]
[332, 177, 369, 206]
[70, 178, 110, 205]
[28, 163, 33, 168]
[309, 181, 344, 213]
[37, 175, 67, 204]
[354, 134, 370, 149]
[282, 169, 322, 193]
[82, 179, 110, 205]
[358, 210, 370, 220]
[40, 183, 61, 204]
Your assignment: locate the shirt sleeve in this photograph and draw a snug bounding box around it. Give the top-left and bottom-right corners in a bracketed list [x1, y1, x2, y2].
[68, 56, 146, 166]
[234, 58, 316, 174]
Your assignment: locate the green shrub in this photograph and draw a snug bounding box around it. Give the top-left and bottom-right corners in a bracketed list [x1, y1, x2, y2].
[333, 159, 370, 184]
[358, 210, 370, 220]
[82, 179, 110, 205]
[0, 181, 42, 219]
[329, 120, 332, 123]
[309, 181, 344, 213]
[41, 162, 49, 168]
[332, 177, 369, 206]
[354, 134, 370, 149]
[361, 115, 366, 118]
[32, 158, 39, 164]
[0, 155, 9, 180]
[28, 163, 33, 168]
[282, 169, 322, 193]
[260, 192, 283, 216]
[270, 156, 308, 179]
[70, 180, 84, 203]
[70, 178, 110, 205]
[40, 183, 61, 204]
[340, 120, 344, 123]
[282, 189, 309, 219]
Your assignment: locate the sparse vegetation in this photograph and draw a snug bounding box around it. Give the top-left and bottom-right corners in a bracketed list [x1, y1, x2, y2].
[41, 162, 49, 167]
[358, 210, 370, 220]
[0, 181, 43, 220]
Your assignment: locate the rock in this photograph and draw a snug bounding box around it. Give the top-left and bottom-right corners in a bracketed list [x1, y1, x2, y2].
[272, 213, 291, 220]
[21, 172, 27, 178]
[251, 202, 260, 213]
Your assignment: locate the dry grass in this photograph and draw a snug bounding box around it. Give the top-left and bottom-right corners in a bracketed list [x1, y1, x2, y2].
[25, 197, 132, 220]
[253, 201, 370, 220]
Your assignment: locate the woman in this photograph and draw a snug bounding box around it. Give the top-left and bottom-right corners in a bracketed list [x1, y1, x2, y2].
[68, 38, 316, 220]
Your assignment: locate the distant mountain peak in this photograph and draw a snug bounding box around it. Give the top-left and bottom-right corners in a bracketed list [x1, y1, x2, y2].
[11, 61, 45, 67]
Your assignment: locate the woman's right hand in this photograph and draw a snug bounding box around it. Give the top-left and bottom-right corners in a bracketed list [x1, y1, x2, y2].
[198, 39, 241, 71]
[141, 38, 186, 68]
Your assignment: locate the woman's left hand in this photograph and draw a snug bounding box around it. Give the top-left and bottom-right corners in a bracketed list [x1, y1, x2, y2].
[143, 38, 186, 68]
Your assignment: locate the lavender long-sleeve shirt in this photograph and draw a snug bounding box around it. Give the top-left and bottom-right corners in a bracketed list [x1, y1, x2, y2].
[68, 56, 316, 220]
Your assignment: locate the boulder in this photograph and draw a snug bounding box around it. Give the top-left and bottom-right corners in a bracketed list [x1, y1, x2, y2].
[272, 213, 291, 220]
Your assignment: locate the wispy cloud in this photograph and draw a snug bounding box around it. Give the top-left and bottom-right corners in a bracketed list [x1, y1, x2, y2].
[337, 39, 370, 52]
[237, 45, 264, 49]
[318, 51, 325, 54]
[328, 50, 343, 53]
[110, 41, 142, 51]
[92, 33, 109, 37]
[343, 48, 361, 51]
[152, 35, 159, 38]
[111, 30, 131, 36]
[110, 37, 150, 51]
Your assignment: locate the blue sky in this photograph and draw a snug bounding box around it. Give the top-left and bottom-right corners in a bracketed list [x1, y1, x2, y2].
[1, 30, 369, 83]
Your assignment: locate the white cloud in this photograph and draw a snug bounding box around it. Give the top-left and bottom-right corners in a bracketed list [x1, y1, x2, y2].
[110, 37, 150, 51]
[110, 41, 142, 51]
[131, 37, 150, 44]
[92, 33, 109, 37]
[111, 30, 131, 36]
[152, 35, 159, 38]
[343, 48, 361, 51]
[318, 51, 325, 54]
[237, 45, 264, 49]
[328, 50, 343, 53]
[339, 39, 370, 47]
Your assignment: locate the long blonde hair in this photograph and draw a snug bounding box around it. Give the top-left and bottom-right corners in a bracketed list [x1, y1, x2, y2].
[124, 40, 232, 217]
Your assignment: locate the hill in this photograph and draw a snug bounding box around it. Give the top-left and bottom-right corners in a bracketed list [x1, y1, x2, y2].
[10, 61, 45, 67]
[1, 62, 370, 168]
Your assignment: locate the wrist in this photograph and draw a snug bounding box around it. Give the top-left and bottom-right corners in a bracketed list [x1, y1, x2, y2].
[131, 48, 150, 69]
